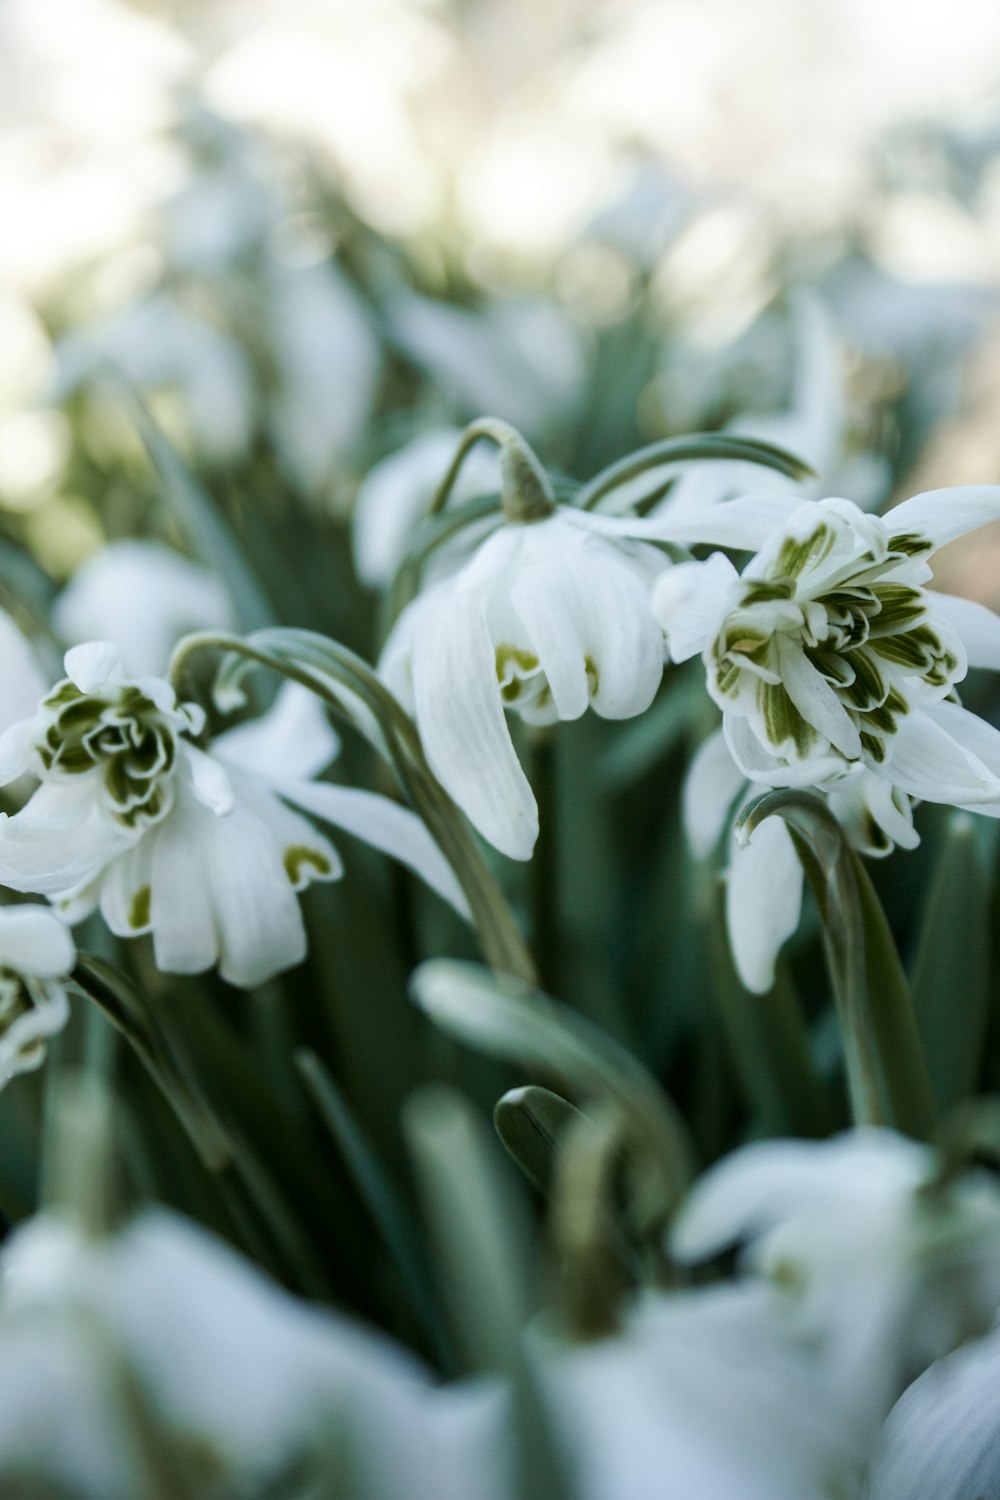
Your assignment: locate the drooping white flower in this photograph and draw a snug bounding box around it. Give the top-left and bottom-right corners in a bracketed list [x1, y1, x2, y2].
[684, 727, 918, 992]
[53, 540, 235, 676]
[0, 644, 468, 987]
[352, 426, 501, 590]
[671, 1129, 1000, 1436]
[655, 489, 1000, 812]
[0, 1206, 479, 1499]
[0, 904, 74, 1087]
[381, 508, 670, 859]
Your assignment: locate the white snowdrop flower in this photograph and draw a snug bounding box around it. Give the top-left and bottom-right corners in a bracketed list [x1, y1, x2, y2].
[538, 1283, 866, 1500]
[655, 488, 1000, 812]
[381, 506, 669, 860]
[53, 540, 235, 676]
[671, 1129, 1000, 1436]
[0, 1206, 469, 1500]
[0, 644, 467, 987]
[684, 728, 917, 992]
[352, 427, 501, 590]
[0, 904, 74, 1088]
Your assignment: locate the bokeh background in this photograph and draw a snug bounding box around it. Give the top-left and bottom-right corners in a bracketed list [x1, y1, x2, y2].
[5, 0, 1000, 600]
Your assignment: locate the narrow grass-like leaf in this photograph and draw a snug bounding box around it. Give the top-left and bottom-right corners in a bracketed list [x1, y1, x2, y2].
[736, 790, 936, 1140]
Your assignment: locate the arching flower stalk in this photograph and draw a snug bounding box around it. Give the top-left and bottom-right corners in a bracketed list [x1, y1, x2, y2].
[0, 644, 468, 988]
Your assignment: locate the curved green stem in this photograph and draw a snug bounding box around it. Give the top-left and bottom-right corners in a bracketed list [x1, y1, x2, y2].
[575, 433, 815, 512]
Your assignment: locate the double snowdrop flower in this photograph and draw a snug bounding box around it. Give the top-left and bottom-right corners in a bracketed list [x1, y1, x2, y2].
[671, 1129, 1000, 1437]
[655, 488, 1000, 812]
[0, 644, 466, 987]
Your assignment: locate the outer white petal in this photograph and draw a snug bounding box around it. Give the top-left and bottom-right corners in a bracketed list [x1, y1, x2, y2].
[652, 552, 741, 663]
[63, 642, 124, 694]
[0, 609, 46, 735]
[774, 635, 862, 759]
[183, 745, 235, 816]
[276, 778, 469, 919]
[0, 717, 43, 785]
[0, 984, 69, 1086]
[0, 906, 75, 977]
[928, 591, 1000, 671]
[883, 709, 1000, 804]
[212, 683, 340, 783]
[412, 589, 538, 861]
[98, 836, 156, 938]
[201, 798, 310, 988]
[682, 730, 745, 859]
[573, 492, 803, 552]
[725, 815, 803, 994]
[887, 485, 1000, 550]
[148, 802, 219, 976]
[507, 529, 590, 721]
[0, 784, 130, 897]
[671, 1140, 829, 1261]
[723, 712, 852, 788]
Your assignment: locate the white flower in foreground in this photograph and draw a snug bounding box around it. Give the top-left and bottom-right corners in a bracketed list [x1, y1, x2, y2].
[539, 1284, 865, 1500]
[352, 427, 501, 590]
[0, 904, 74, 1087]
[655, 489, 1000, 811]
[865, 1324, 1000, 1500]
[53, 540, 235, 676]
[381, 508, 669, 859]
[671, 1129, 1000, 1435]
[0, 1207, 481, 1499]
[0, 644, 467, 986]
[684, 728, 917, 992]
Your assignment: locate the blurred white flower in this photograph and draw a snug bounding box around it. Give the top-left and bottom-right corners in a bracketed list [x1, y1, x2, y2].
[684, 727, 917, 992]
[0, 1206, 467, 1499]
[352, 426, 501, 590]
[0, 904, 74, 1088]
[864, 1323, 1000, 1500]
[54, 540, 235, 676]
[0, 644, 467, 986]
[671, 1129, 1000, 1434]
[381, 508, 669, 859]
[541, 1284, 865, 1500]
[655, 489, 1000, 809]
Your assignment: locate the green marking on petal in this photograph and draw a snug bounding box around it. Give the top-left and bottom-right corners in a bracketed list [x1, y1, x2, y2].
[757, 681, 815, 755]
[773, 523, 834, 581]
[860, 731, 887, 763]
[584, 654, 599, 695]
[129, 885, 151, 930]
[284, 845, 334, 886]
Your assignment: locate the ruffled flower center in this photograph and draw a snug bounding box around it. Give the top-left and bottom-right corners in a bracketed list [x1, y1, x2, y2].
[709, 513, 958, 767]
[37, 679, 201, 829]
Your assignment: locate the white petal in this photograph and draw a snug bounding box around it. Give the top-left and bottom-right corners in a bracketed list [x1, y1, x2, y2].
[928, 592, 1000, 671]
[183, 745, 235, 816]
[277, 779, 469, 919]
[887, 485, 1000, 550]
[573, 492, 803, 552]
[774, 635, 862, 759]
[723, 712, 852, 788]
[725, 816, 803, 994]
[411, 590, 538, 861]
[682, 730, 745, 859]
[239, 781, 343, 891]
[923, 700, 1000, 781]
[671, 1140, 827, 1262]
[0, 906, 75, 977]
[98, 837, 156, 937]
[0, 609, 47, 735]
[882, 709, 1000, 804]
[0, 785, 130, 897]
[0, 983, 69, 1085]
[508, 538, 590, 722]
[149, 804, 219, 976]
[63, 642, 124, 694]
[0, 717, 42, 784]
[212, 683, 340, 782]
[652, 553, 741, 663]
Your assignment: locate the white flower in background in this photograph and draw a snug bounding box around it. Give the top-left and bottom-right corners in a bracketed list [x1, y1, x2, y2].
[0, 644, 467, 987]
[671, 1129, 1000, 1436]
[352, 426, 502, 590]
[53, 540, 235, 676]
[684, 728, 917, 992]
[865, 1323, 1000, 1500]
[645, 294, 889, 520]
[381, 508, 670, 859]
[655, 488, 1000, 810]
[0, 1206, 481, 1500]
[0, 904, 74, 1088]
[540, 1283, 865, 1500]
[0, 603, 48, 737]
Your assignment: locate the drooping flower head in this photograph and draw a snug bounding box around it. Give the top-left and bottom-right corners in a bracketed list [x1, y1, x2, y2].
[0, 645, 467, 987]
[655, 489, 1000, 810]
[0, 905, 75, 1088]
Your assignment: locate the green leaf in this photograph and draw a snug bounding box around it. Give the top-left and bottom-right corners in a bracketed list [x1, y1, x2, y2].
[910, 813, 991, 1112]
[493, 1085, 582, 1194]
[736, 790, 936, 1140]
